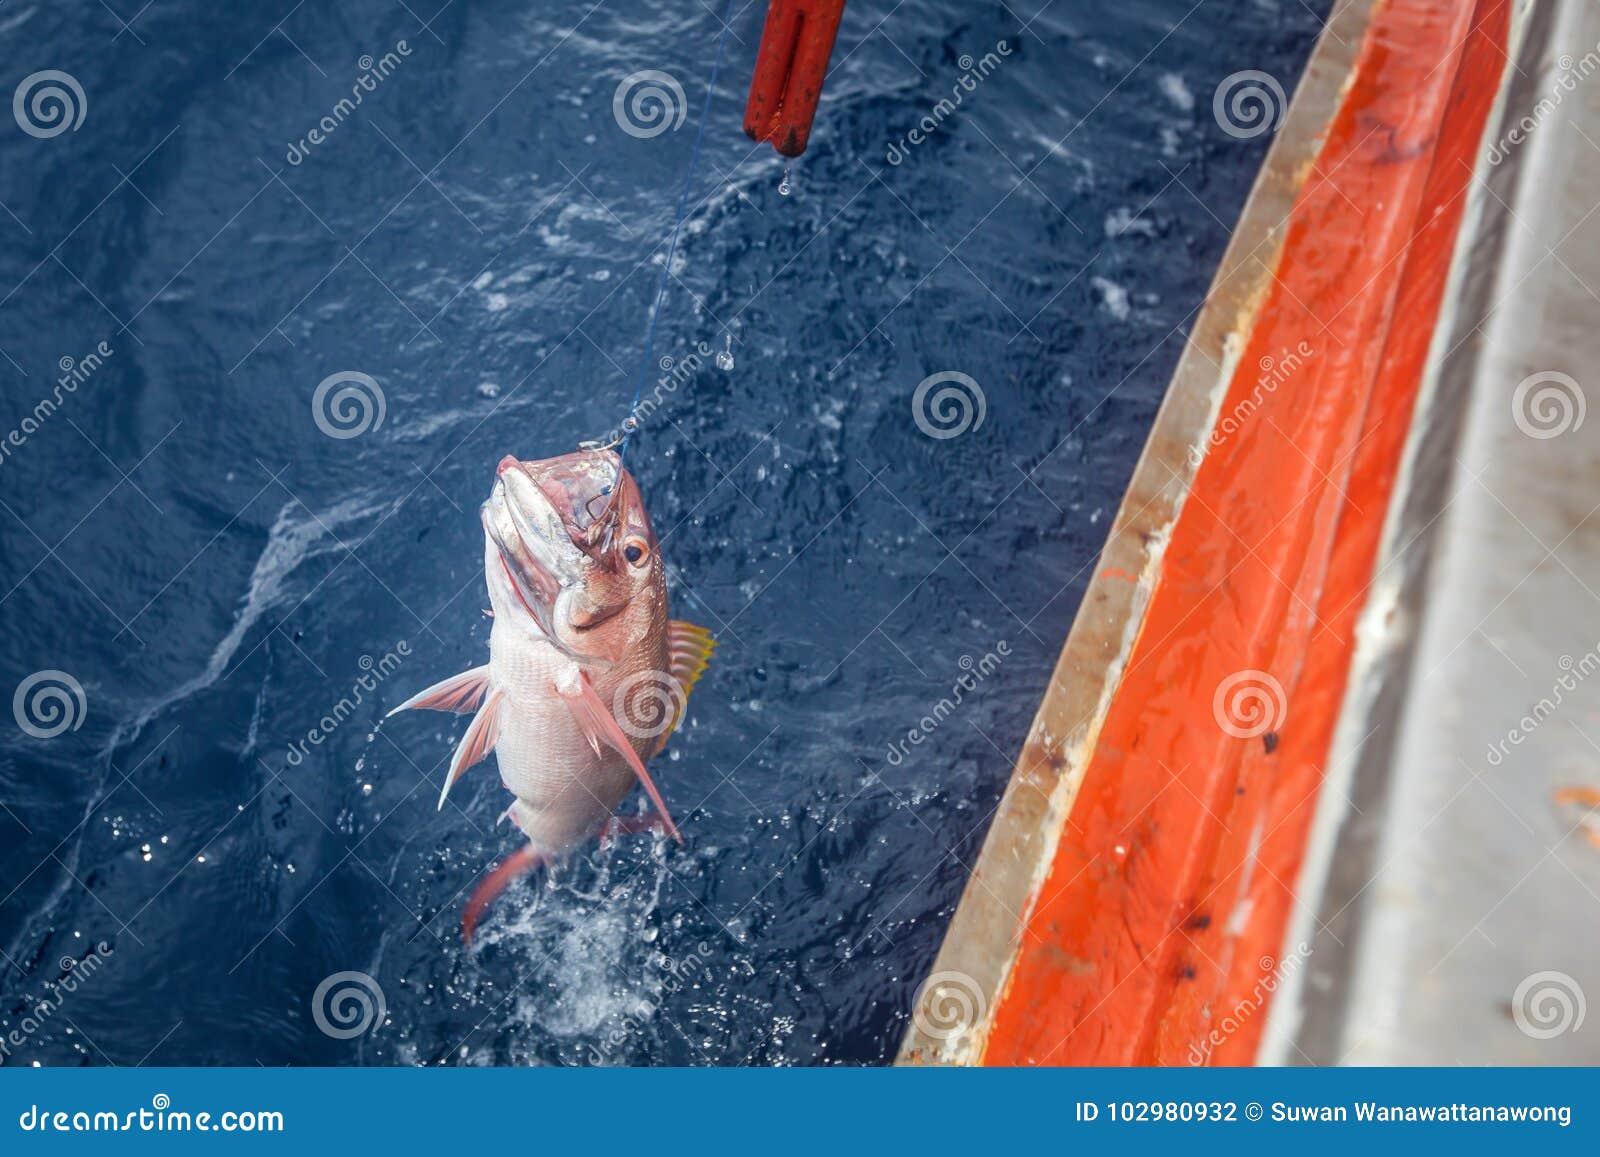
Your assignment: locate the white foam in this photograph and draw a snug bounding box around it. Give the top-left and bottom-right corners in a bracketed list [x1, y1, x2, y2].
[1159, 72, 1195, 112]
[1092, 276, 1132, 320]
[1104, 207, 1157, 238]
[105, 494, 385, 756]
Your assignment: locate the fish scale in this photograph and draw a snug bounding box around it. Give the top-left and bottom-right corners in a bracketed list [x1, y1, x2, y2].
[487, 603, 655, 853]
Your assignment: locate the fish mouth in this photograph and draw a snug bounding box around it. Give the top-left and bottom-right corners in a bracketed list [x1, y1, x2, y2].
[484, 456, 607, 665]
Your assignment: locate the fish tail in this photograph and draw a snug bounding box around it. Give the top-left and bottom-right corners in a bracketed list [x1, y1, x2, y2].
[462, 845, 543, 947]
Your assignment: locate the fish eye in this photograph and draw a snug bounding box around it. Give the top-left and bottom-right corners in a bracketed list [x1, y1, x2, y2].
[623, 536, 649, 566]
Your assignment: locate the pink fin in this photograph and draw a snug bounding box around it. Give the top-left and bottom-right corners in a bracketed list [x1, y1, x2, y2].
[439, 688, 504, 810]
[387, 665, 491, 716]
[463, 845, 542, 946]
[556, 673, 684, 845]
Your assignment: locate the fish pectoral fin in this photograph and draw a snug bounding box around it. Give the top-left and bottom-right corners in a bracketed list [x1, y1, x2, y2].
[663, 620, 717, 741]
[439, 688, 504, 811]
[555, 671, 684, 845]
[387, 665, 492, 716]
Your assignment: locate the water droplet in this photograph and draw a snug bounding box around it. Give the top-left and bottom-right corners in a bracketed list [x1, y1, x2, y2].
[778, 166, 792, 196]
[715, 334, 735, 371]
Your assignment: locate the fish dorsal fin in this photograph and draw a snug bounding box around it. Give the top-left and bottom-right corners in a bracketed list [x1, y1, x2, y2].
[659, 620, 716, 743]
[439, 688, 504, 811]
[667, 620, 716, 704]
[387, 665, 491, 716]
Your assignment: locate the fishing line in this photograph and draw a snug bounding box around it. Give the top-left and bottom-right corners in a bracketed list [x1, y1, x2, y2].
[603, 0, 741, 486]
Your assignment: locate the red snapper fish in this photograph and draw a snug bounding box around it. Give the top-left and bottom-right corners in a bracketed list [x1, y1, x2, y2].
[387, 449, 715, 943]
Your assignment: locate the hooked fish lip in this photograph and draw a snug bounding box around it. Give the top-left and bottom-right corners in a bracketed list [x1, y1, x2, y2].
[494, 470, 582, 588]
[485, 465, 610, 667]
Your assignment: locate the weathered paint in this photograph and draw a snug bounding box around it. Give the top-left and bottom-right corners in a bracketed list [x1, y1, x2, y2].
[898, 0, 1380, 1067]
[743, 0, 847, 157]
[978, 0, 1510, 1065]
[1262, 0, 1600, 1064]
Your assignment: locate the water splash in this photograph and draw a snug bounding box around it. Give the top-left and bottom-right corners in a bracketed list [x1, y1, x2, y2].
[715, 333, 735, 371]
[777, 166, 792, 196]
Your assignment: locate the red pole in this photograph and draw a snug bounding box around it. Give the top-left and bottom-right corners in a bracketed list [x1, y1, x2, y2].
[743, 0, 847, 157]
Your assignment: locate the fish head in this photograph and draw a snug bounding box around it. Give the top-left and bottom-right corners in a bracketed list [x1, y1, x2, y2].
[483, 449, 665, 663]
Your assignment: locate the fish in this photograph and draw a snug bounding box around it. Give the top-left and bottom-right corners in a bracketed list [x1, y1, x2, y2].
[387, 449, 715, 944]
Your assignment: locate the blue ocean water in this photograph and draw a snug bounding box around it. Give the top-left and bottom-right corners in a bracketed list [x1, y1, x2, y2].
[0, 0, 1327, 1065]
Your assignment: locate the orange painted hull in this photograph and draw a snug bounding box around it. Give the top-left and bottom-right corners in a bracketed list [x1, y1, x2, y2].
[982, 0, 1511, 1066]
